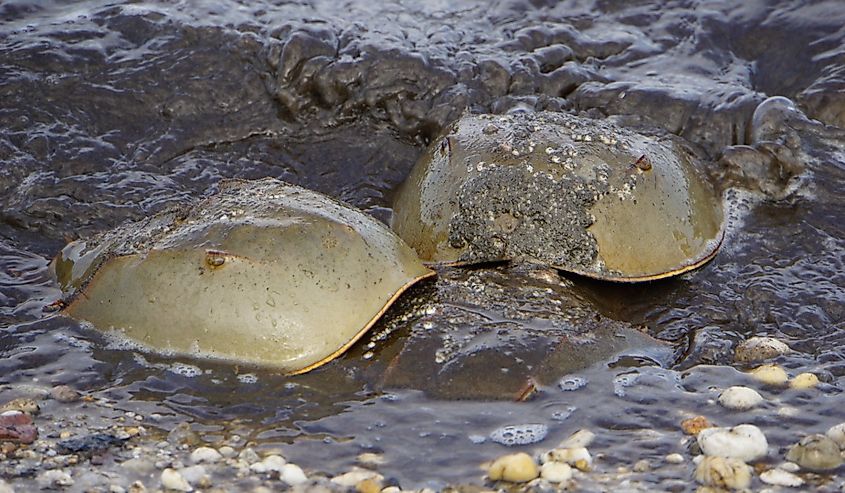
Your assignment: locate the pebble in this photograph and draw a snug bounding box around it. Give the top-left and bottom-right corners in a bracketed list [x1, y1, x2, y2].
[559, 429, 595, 449]
[540, 461, 572, 483]
[748, 364, 789, 385]
[121, 458, 156, 475]
[190, 446, 222, 464]
[355, 478, 381, 493]
[0, 411, 37, 444]
[280, 463, 308, 485]
[718, 386, 764, 410]
[697, 424, 768, 462]
[238, 448, 261, 464]
[785, 434, 843, 471]
[694, 456, 752, 490]
[665, 453, 685, 464]
[167, 422, 199, 446]
[356, 452, 385, 467]
[540, 447, 592, 471]
[633, 459, 650, 472]
[826, 422, 845, 449]
[734, 337, 791, 363]
[331, 469, 384, 488]
[760, 468, 805, 487]
[249, 454, 287, 474]
[487, 453, 539, 483]
[789, 372, 819, 389]
[50, 385, 81, 403]
[0, 479, 13, 493]
[178, 465, 209, 487]
[161, 468, 192, 491]
[36, 469, 74, 489]
[216, 445, 235, 458]
[681, 416, 712, 435]
[0, 399, 39, 415]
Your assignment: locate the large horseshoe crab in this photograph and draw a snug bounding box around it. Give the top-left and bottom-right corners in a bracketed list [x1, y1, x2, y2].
[52, 178, 434, 374]
[391, 112, 725, 281]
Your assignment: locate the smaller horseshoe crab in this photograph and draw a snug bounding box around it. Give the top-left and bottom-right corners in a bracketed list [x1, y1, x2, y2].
[52, 178, 434, 373]
[391, 112, 725, 281]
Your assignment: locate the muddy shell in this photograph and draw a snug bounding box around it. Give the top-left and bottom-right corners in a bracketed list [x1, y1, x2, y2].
[391, 112, 725, 281]
[53, 178, 434, 373]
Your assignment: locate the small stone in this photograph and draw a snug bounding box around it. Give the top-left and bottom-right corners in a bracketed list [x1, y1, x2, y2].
[0, 411, 37, 444]
[121, 458, 156, 475]
[826, 422, 845, 449]
[280, 463, 308, 485]
[355, 478, 381, 493]
[760, 468, 805, 487]
[218, 446, 236, 458]
[331, 469, 384, 487]
[665, 453, 685, 464]
[356, 452, 385, 467]
[249, 454, 287, 474]
[161, 468, 192, 491]
[559, 429, 595, 449]
[718, 386, 764, 410]
[179, 466, 209, 487]
[0, 480, 12, 493]
[0, 399, 39, 415]
[697, 424, 768, 462]
[734, 337, 791, 363]
[381, 488, 401, 493]
[238, 448, 260, 464]
[128, 481, 146, 493]
[748, 364, 789, 385]
[633, 459, 650, 472]
[789, 373, 819, 389]
[50, 385, 81, 403]
[681, 416, 713, 435]
[36, 470, 74, 489]
[540, 447, 592, 470]
[694, 456, 752, 490]
[785, 434, 843, 471]
[540, 461, 572, 483]
[487, 452, 539, 483]
[167, 422, 199, 446]
[190, 446, 222, 464]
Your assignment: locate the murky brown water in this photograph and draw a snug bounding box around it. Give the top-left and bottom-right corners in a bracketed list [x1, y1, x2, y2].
[2, 0, 845, 489]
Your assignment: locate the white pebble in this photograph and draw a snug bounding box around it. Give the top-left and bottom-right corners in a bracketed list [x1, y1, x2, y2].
[178, 465, 209, 487]
[36, 470, 74, 489]
[559, 429, 595, 449]
[760, 468, 804, 487]
[694, 456, 752, 490]
[697, 424, 768, 462]
[190, 446, 222, 464]
[281, 463, 308, 485]
[218, 446, 236, 458]
[540, 461, 572, 483]
[734, 337, 791, 363]
[249, 455, 287, 474]
[540, 447, 592, 469]
[826, 422, 845, 449]
[748, 364, 789, 385]
[665, 453, 685, 464]
[0, 479, 14, 493]
[161, 468, 192, 492]
[331, 469, 384, 487]
[718, 386, 764, 410]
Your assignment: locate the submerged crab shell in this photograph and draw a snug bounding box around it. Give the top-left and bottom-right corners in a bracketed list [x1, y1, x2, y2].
[391, 112, 724, 281]
[55, 178, 434, 374]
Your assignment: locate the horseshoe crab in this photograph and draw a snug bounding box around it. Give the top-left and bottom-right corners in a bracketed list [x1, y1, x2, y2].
[391, 112, 725, 281]
[52, 178, 434, 373]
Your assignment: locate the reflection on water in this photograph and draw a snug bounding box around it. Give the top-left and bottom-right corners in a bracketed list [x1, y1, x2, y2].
[1, 0, 845, 487]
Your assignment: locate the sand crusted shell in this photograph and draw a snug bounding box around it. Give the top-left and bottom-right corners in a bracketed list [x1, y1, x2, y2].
[53, 178, 434, 373]
[391, 111, 724, 281]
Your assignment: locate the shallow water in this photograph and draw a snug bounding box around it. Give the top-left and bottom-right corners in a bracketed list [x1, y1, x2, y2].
[2, 0, 845, 489]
